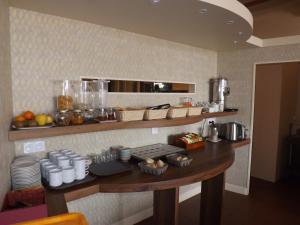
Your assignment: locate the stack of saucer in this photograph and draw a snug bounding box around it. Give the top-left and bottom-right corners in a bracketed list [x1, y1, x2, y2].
[11, 156, 41, 190]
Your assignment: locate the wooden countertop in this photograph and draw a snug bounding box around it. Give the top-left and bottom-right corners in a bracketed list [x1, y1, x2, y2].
[45, 140, 249, 216]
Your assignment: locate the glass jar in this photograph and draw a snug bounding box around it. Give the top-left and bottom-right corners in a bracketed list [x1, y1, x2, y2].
[84, 108, 97, 122]
[71, 109, 84, 125]
[181, 97, 193, 107]
[54, 80, 76, 111]
[94, 80, 109, 108]
[97, 108, 108, 121]
[73, 81, 96, 110]
[107, 107, 116, 121]
[55, 110, 72, 126]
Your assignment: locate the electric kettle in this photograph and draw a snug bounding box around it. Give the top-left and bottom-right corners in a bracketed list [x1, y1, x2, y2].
[225, 122, 246, 141]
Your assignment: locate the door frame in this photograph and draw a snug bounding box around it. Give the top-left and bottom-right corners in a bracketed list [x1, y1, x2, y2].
[247, 59, 300, 193]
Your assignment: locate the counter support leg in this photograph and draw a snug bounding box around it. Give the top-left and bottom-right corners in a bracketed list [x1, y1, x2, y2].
[200, 173, 224, 225]
[153, 187, 179, 225]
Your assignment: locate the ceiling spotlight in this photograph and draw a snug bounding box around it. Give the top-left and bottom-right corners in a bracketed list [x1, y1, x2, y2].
[238, 31, 243, 36]
[226, 20, 234, 25]
[234, 40, 238, 44]
[150, 0, 161, 4]
[199, 8, 208, 14]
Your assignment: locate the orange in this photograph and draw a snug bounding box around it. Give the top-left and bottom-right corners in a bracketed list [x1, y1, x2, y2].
[23, 111, 35, 120]
[15, 115, 25, 122]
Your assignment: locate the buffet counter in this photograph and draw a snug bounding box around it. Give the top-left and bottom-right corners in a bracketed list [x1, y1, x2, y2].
[44, 140, 250, 225]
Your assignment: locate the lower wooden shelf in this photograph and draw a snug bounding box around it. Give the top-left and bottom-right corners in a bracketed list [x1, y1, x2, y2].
[8, 111, 237, 141]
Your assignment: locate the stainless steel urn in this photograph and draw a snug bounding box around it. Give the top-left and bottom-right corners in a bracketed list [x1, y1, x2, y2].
[209, 78, 230, 110]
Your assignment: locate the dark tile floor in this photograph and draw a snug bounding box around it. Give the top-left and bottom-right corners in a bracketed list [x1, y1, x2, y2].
[136, 178, 300, 225]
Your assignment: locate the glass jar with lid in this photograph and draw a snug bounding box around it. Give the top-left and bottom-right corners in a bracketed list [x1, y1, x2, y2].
[71, 109, 84, 125]
[54, 80, 76, 111]
[84, 108, 97, 122]
[55, 110, 72, 126]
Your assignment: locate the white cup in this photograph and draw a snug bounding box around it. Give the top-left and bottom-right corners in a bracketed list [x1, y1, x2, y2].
[59, 149, 73, 154]
[214, 104, 219, 112]
[73, 157, 89, 180]
[45, 165, 57, 181]
[49, 168, 63, 187]
[62, 166, 75, 184]
[41, 161, 53, 178]
[51, 153, 63, 165]
[40, 158, 50, 164]
[57, 156, 70, 169]
[65, 153, 79, 158]
[48, 151, 59, 160]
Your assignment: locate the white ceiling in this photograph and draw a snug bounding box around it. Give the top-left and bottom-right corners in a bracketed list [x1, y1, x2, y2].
[9, 0, 253, 50]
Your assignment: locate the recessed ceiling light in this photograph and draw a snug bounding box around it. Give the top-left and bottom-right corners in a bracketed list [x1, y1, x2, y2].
[150, 0, 160, 4]
[226, 20, 234, 25]
[238, 31, 243, 36]
[234, 40, 238, 44]
[199, 9, 208, 14]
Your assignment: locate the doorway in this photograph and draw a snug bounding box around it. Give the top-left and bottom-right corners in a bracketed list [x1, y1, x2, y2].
[251, 62, 300, 182]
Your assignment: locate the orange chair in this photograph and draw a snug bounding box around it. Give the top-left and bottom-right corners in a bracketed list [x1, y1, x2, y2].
[13, 213, 88, 225]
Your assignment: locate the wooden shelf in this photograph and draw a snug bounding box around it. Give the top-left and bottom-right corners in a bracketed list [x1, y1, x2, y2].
[229, 139, 251, 149]
[8, 111, 237, 141]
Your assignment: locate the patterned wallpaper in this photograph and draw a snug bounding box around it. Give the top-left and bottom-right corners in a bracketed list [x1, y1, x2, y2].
[9, 8, 217, 224]
[218, 44, 300, 188]
[0, 0, 15, 205]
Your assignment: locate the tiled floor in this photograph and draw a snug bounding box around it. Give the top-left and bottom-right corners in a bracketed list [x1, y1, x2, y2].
[136, 178, 300, 225]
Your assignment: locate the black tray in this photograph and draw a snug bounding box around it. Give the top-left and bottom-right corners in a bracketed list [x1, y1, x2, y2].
[42, 174, 96, 190]
[89, 161, 132, 176]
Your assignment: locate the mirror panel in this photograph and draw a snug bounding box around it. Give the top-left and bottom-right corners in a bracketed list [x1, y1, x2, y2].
[82, 78, 195, 93]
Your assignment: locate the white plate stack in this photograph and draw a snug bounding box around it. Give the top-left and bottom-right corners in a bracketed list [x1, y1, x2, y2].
[11, 155, 41, 190]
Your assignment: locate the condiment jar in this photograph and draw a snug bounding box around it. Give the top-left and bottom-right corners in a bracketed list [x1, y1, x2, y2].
[71, 109, 84, 125]
[55, 110, 72, 126]
[84, 109, 96, 122]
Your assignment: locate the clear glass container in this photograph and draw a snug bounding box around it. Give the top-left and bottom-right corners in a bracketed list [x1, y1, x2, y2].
[84, 108, 97, 122]
[107, 107, 116, 121]
[55, 110, 72, 126]
[181, 97, 193, 107]
[73, 81, 96, 110]
[94, 80, 109, 109]
[97, 108, 108, 121]
[54, 80, 76, 111]
[71, 109, 84, 125]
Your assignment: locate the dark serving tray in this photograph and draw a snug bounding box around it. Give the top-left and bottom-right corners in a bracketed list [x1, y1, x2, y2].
[89, 161, 132, 176]
[42, 174, 96, 190]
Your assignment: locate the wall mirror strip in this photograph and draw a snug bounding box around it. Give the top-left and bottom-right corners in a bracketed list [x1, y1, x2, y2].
[81, 78, 196, 93]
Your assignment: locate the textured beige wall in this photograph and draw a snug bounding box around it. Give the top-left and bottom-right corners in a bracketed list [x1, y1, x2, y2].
[0, 0, 15, 206]
[218, 44, 300, 188]
[9, 8, 217, 224]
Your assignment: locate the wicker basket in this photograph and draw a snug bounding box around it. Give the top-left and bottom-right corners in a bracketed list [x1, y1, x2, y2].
[144, 109, 168, 120]
[116, 109, 145, 122]
[187, 107, 203, 116]
[167, 107, 188, 119]
[138, 162, 168, 175]
[166, 154, 193, 167]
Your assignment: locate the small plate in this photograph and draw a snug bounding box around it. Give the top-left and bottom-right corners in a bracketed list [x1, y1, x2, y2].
[94, 119, 118, 123]
[206, 138, 222, 143]
[11, 123, 55, 130]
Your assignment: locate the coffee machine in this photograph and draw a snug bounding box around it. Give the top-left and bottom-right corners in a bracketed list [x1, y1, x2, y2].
[209, 78, 230, 111]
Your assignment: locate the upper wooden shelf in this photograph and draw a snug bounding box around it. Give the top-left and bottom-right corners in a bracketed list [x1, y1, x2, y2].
[8, 111, 237, 141]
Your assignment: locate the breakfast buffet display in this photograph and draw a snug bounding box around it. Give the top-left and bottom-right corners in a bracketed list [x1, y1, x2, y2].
[10, 79, 231, 131]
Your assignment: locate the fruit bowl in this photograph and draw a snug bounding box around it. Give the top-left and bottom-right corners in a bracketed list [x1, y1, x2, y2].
[12, 111, 55, 130]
